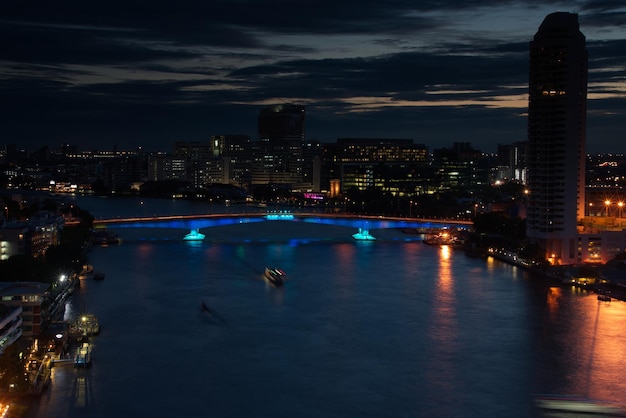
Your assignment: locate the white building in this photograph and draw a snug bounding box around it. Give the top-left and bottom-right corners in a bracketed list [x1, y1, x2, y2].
[0, 304, 23, 354]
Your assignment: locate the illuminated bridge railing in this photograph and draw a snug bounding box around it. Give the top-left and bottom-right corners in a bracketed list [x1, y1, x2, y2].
[92, 212, 471, 241]
[265, 211, 295, 220]
[93, 213, 470, 230]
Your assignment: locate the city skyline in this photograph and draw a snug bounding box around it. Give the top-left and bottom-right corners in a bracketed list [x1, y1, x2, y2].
[2, 1, 625, 153]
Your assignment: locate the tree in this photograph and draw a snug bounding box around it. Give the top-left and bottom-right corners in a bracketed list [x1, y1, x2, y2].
[0, 343, 29, 396]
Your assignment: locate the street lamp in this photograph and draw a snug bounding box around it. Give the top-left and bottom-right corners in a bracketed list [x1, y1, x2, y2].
[619, 201, 624, 225]
[409, 201, 413, 218]
[605, 200, 611, 217]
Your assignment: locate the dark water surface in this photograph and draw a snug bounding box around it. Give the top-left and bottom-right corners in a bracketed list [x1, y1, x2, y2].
[27, 197, 626, 417]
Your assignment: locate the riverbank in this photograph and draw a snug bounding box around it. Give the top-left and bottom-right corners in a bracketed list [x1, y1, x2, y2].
[399, 227, 626, 303]
[480, 242, 626, 302]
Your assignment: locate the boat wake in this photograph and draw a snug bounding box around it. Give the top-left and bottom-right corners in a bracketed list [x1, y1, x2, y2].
[200, 300, 226, 325]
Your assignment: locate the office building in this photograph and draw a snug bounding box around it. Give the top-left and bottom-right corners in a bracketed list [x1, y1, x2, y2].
[258, 104, 305, 142]
[253, 105, 308, 187]
[323, 138, 428, 195]
[496, 142, 527, 183]
[173, 141, 214, 188]
[147, 153, 187, 182]
[211, 135, 253, 188]
[526, 12, 588, 265]
[432, 142, 488, 194]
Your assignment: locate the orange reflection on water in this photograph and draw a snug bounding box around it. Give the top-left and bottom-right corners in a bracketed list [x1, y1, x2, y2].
[136, 242, 153, 260]
[334, 242, 356, 262]
[485, 255, 497, 274]
[424, 244, 458, 395]
[546, 287, 562, 314]
[547, 293, 626, 408]
[437, 245, 453, 296]
[432, 244, 455, 329]
[203, 244, 225, 263]
[583, 298, 626, 404]
[333, 243, 357, 285]
[439, 244, 451, 261]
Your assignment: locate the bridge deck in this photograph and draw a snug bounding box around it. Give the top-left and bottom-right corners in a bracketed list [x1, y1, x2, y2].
[81, 213, 471, 231]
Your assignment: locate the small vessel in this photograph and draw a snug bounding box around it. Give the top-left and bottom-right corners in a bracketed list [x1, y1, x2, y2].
[534, 395, 625, 415]
[598, 294, 611, 302]
[264, 267, 286, 286]
[200, 299, 210, 313]
[92, 229, 120, 246]
[74, 313, 100, 336]
[79, 264, 94, 279]
[74, 342, 92, 367]
[423, 231, 454, 246]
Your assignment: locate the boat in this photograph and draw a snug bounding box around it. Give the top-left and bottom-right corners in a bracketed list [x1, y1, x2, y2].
[73, 313, 100, 336]
[423, 231, 455, 246]
[534, 395, 625, 415]
[598, 294, 612, 302]
[78, 264, 94, 279]
[74, 342, 92, 367]
[92, 229, 120, 246]
[200, 299, 210, 313]
[264, 267, 286, 286]
[93, 272, 105, 281]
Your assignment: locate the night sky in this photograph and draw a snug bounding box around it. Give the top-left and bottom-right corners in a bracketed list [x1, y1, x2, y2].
[2, 0, 625, 153]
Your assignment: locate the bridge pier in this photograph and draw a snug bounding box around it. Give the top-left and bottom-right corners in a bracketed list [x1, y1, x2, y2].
[183, 229, 205, 241]
[352, 228, 376, 241]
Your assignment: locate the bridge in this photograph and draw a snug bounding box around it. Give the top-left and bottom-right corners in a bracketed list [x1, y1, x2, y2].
[90, 212, 473, 241]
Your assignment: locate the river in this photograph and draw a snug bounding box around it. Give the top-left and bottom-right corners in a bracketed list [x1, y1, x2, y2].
[26, 196, 626, 417]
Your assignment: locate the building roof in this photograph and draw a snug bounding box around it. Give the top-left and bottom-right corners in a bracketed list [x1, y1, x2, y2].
[0, 282, 49, 297]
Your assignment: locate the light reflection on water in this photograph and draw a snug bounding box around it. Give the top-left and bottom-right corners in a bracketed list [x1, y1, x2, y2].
[543, 289, 626, 404]
[28, 197, 626, 418]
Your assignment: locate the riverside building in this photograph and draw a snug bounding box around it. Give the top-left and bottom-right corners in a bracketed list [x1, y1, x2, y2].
[526, 12, 588, 265]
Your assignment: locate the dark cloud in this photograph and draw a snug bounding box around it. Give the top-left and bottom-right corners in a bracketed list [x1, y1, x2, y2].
[0, 24, 196, 67]
[1, 0, 625, 153]
[588, 39, 626, 68]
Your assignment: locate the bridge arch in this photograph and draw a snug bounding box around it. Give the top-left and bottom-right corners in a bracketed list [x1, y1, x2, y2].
[92, 212, 471, 241]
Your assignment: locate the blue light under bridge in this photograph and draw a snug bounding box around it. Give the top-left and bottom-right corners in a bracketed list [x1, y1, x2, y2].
[92, 213, 471, 241]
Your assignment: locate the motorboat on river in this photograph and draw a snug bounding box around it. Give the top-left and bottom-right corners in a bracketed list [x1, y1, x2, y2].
[534, 395, 625, 415]
[74, 342, 92, 367]
[72, 313, 100, 336]
[264, 267, 286, 286]
[79, 264, 105, 280]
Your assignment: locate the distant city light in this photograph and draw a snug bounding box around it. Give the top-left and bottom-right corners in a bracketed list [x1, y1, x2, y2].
[303, 193, 324, 200]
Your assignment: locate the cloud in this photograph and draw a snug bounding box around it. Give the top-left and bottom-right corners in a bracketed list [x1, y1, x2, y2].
[1, 0, 625, 153]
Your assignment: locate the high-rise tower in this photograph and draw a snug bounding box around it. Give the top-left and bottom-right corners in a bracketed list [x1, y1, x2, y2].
[254, 104, 307, 186]
[258, 104, 305, 142]
[526, 12, 588, 265]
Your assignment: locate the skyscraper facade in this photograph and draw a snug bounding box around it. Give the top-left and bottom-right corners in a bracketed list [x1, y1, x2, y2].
[526, 12, 588, 265]
[258, 104, 305, 142]
[254, 104, 308, 187]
